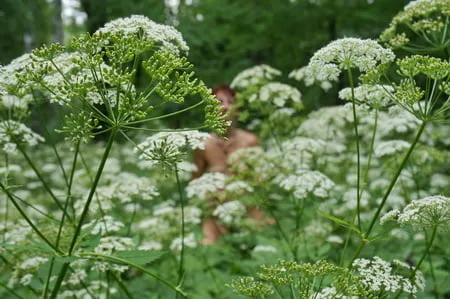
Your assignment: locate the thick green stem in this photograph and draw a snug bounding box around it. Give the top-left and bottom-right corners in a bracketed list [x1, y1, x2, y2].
[349, 121, 427, 265]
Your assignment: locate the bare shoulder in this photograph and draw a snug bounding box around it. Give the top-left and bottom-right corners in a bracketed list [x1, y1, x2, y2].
[236, 129, 259, 146]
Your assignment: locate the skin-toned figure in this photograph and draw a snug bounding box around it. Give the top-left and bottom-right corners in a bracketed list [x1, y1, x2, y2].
[193, 85, 269, 244]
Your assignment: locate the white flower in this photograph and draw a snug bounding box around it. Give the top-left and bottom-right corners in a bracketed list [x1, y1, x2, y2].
[213, 201, 247, 225]
[375, 140, 411, 158]
[82, 216, 125, 235]
[280, 170, 335, 199]
[95, 15, 189, 55]
[256, 82, 302, 107]
[396, 195, 450, 230]
[0, 120, 45, 154]
[170, 232, 197, 251]
[225, 181, 254, 193]
[136, 131, 210, 168]
[138, 241, 163, 250]
[94, 236, 134, 255]
[293, 38, 394, 87]
[326, 235, 344, 244]
[185, 172, 228, 200]
[353, 256, 424, 295]
[19, 274, 33, 286]
[252, 245, 277, 253]
[313, 287, 358, 299]
[339, 84, 394, 108]
[19, 257, 48, 270]
[231, 64, 282, 89]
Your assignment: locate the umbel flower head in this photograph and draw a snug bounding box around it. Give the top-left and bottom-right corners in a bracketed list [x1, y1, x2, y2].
[352, 256, 425, 296]
[380, 0, 450, 50]
[136, 131, 210, 170]
[339, 84, 394, 108]
[0, 120, 44, 154]
[231, 64, 282, 90]
[290, 38, 395, 88]
[381, 195, 450, 230]
[95, 14, 189, 56]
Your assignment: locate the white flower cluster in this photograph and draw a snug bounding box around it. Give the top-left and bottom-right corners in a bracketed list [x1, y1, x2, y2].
[297, 105, 354, 141]
[225, 181, 254, 193]
[377, 105, 421, 137]
[381, 195, 450, 230]
[0, 120, 45, 154]
[280, 170, 335, 199]
[19, 257, 48, 271]
[94, 236, 134, 255]
[93, 236, 134, 273]
[313, 287, 358, 299]
[0, 65, 6, 95]
[269, 137, 326, 170]
[374, 140, 411, 158]
[185, 172, 228, 200]
[1, 94, 32, 110]
[102, 172, 160, 202]
[249, 82, 302, 107]
[95, 15, 189, 55]
[213, 200, 247, 225]
[289, 65, 333, 91]
[170, 232, 197, 251]
[230, 64, 282, 90]
[338, 84, 394, 108]
[353, 256, 425, 295]
[252, 245, 277, 253]
[82, 216, 125, 235]
[136, 131, 210, 168]
[292, 38, 395, 88]
[0, 53, 32, 87]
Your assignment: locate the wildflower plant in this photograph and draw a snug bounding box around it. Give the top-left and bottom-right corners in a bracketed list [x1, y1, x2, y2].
[0, 14, 227, 298]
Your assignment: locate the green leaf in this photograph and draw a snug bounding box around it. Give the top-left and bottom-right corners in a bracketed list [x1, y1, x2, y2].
[318, 210, 362, 236]
[114, 250, 168, 266]
[1, 242, 54, 254]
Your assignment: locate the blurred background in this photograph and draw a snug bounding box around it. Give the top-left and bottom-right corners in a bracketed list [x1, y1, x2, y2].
[0, 0, 410, 112]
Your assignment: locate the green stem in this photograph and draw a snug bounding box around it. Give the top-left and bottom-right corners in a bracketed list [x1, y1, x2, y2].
[49, 129, 117, 299]
[394, 225, 438, 299]
[41, 257, 55, 299]
[174, 165, 186, 288]
[78, 252, 187, 297]
[349, 121, 427, 265]
[347, 68, 362, 232]
[412, 225, 438, 277]
[0, 281, 25, 299]
[0, 181, 59, 252]
[15, 142, 71, 222]
[359, 109, 378, 199]
[126, 100, 204, 126]
[111, 272, 135, 299]
[55, 140, 80, 248]
[68, 129, 117, 254]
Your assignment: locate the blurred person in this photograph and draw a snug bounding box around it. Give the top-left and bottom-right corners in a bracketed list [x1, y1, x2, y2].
[193, 85, 271, 244]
